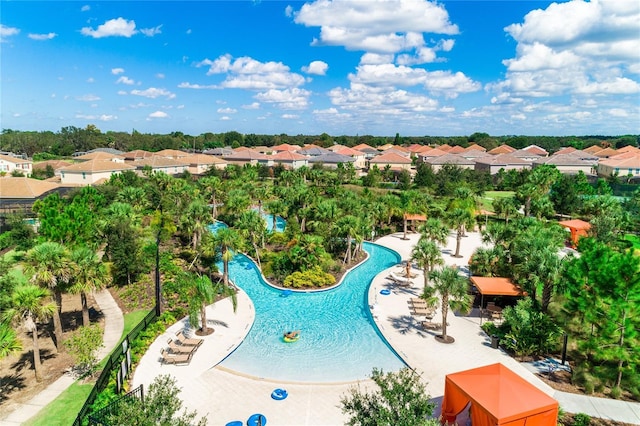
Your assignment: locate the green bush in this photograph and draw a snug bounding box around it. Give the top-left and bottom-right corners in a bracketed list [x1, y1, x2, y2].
[573, 413, 591, 426]
[283, 266, 336, 288]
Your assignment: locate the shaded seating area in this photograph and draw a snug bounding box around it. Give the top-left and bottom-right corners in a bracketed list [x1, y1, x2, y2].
[558, 219, 591, 248]
[470, 276, 525, 324]
[441, 363, 559, 426]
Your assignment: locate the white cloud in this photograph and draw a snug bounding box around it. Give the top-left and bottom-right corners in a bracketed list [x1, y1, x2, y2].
[177, 105, 185, 109]
[282, 114, 299, 119]
[220, 116, 231, 121]
[178, 82, 217, 89]
[1, 24, 20, 42]
[81, 5, 90, 12]
[111, 68, 125, 75]
[28, 32, 57, 41]
[302, 60, 328, 75]
[140, 25, 162, 37]
[217, 107, 237, 114]
[243, 102, 260, 109]
[254, 88, 311, 109]
[75, 114, 117, 121]
[81, 18, 138, 38]
[76, 94, 101, 101]
[197, 54, 306, 90]
[156, 73, 165, 79]
[293, 0, 458, 59]
[148, 111, 168, 118]
[360, 53, 394, 65]
[116, 76, 135, 85]
[117, 90, 128, 95]
[87, 77, 94, 83]
[328, 83, 438, 115]
[131, 87, 176, 99]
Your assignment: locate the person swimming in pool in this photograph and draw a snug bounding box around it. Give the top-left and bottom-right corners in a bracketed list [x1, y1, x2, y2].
[284, 330, 300, 339]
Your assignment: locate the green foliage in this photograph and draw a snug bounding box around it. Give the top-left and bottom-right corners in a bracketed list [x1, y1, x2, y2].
[104, 375, 207, 426]
[63, 324, 103, 376]
[0, 322, 22, 359]
[341, 368, 437, 426]
[283, 265, 336, 288]
[498, 298, 561, 357]
[573, 413, 591, 426]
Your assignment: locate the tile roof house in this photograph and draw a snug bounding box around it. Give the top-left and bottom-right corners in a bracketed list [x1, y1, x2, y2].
[0, 177, 61, 214]
[368, 152, 413, 171]
[460, 149, 491, 161]
[593, 147, 618, 158]
[296, 146, 331, 157]
[307, 152, 357, 169]
[59, 159, 136, 185]
[182, 153, 228, 174]
[32, 160, 73, 177]
[335, 147, 367, 169]
[597, 154, 640, 179]
[122, 150, 155, 161]
[416, 148, 448, 163]
[271, 143, 301, 152]
[425, 153, 476, 172]
[129, 156, 189, 176]
[487, 144, 516, 155]
[583, 145, 606, 154]
[447, 145, 466, 154]
[74, 151, 126, 162]
[474, 154, 531, 174]
[464, 143, 487, 152]
[262, 151, 309, 169]
[153, 149, 191, 159]
[222, 149, 268, 166]
[0, 154, 33, 177]
[522, 144, 549, 156]
[533, 151, 598, 175]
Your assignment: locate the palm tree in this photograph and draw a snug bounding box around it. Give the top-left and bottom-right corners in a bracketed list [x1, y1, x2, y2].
[418, 218, 449, 247]
[336, 215, 360, 265]
[24, 241, 73, 351]
[266, 199, 287, 233]
[430, 266, 473, 343]
[214, 227, 244, 285]
[411, 238, 444, 289]
[2, 285, 57, 381]
[69, 246, 109, 327]
[236, 209, 266, 268]
[446, 208, 475, 258]
[0, 323, 22, 359]
[181, 198, 211, 250]
[186, 274, 216, 335]
[199, 176, 222, 220]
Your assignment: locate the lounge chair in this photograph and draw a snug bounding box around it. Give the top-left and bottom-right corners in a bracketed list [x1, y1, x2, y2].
[410, 307, 436, 318]
[409, 298, 428, 306]
[389, 272, 412, 286]
[167, 338, 199, 354]
[161, 348, 193, 365]
[421, 321, 442, 331]
[175, 330, 203, 346]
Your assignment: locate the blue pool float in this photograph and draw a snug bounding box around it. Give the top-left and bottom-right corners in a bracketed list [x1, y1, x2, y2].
[247, 413, 267, 426]
[380, 289, 391, 295]
[281, 290, 292, 297]
[271, 388, 288, 400]
[226, 422, 243, 426]
[245, 264, 252, 270]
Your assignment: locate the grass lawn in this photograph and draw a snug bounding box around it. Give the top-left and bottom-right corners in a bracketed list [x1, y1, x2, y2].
[24, 309, 149, 425]
[479, 191, 516, 213]
[1, 250, 28, 285]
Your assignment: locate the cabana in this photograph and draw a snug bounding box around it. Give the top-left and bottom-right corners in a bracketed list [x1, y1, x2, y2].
[441, 363, 558, 426]
[470, 276, 525, 323]
[402, 213, 427, 240]
[558, 219, 591, 248]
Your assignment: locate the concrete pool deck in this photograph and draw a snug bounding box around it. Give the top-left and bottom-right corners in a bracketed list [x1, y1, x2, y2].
[131, 230, 640, 426]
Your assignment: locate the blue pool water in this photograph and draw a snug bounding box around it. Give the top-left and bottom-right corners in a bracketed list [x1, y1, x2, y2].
[217, 241, 406, 382]
[255, 210, 286, 233]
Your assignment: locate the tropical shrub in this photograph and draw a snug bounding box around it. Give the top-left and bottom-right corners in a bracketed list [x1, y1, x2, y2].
[64, 323, 103, 377]
[283, 266, 336, 288]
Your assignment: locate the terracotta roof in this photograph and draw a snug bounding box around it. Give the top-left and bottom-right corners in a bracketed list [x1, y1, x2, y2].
[425, 153, 475, 166]
[270, 151, 308, 161]
[593, 147, 618, 158]
[383, 148, 411, 158]
[0, 177, 60, 198]
[414, 145, 433, 153]
[154, 149, 189, 158]
[369, 152, 412, 164]
[599, 154, 640, 169]
[448, 145, 466, 154]
[407, 144, 427, 153]
[419, 148, 448, 158]
[130, 157, 188, 168]
[32, 160, 73, 170]
[487, 144, 516, 155]
[352, 143, 376, 151]
[616, 145, 640, 154]
[438, 144, 452, 152]
[223, 150, 267, 161]
[554, 147, 577, 155]
[522, 145, 548, 156]
[583, 145, 605, 154]
[327, 144, 348, 152]
[60, 159, 136, 173]
[474, 154, 530, 166]
[74, 151, 124, 161]
[0, 154, 31, 165]
[377, 143, 396, 151]
[183, 153, 227, 165]
[464, 143, 487, 152]
[272, 143, 300, 152]
[123, 150, 155, 160]
[335, 147, 366, 157]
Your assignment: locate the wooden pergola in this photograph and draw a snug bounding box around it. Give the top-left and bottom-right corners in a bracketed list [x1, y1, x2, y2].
[403, 213, 427, 240]
[558, 219, 591, 248]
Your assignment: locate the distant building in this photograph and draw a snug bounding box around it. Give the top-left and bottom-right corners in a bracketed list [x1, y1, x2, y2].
[0, 154, 33, 176]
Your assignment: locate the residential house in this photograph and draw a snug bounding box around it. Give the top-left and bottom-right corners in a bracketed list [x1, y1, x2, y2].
[74, 151, 126, 162]
[263, 151, 308, 169]
[59, 159, 136, 185]
[203, 147, 234, 156]
[0, 177, 60, 214]
[464, 143, 487, 152]
[522, 144, 549, 157]
[425, 153, 475, 172]
[296, 146, 330, 157]
[32, 160, 72, 177]
[130, 156, 189, 176]
[122, 150, 155, 161]
[182, 153, 228, 175]
[222, 149, 267, 167]
[271, 143, 301, 152]
[368, 152, 413, 171]
[307, 152, 356, 169]
[154, 149, 191, 160]
[592, 147, 618, 158]
[416, 148, 448, 164]
[447, 145, 466, 154]
[0, 154, 33, 176]
[352, 144, 380, 159]
[487, 144, 516, 155]
[511, 149, 542, 163]
[597, 154, 640, 179]
[474, 154, 531, 174]
[335, 147, 367, 169]
[533, 151, 598, 175]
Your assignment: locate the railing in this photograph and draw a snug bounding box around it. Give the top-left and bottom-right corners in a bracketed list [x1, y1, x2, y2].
[73, 309, 157, 426]
[86, 385, 144, 425]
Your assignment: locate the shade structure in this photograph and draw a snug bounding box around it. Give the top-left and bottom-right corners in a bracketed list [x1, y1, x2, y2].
[470, 277, 525, 297]
[442, 363, 558, 426]
[558, 219, 591, 247]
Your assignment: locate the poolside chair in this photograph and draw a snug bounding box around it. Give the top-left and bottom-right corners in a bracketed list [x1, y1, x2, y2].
[160, 348, 193, 365]
[421, 321, 442, 331]
[167, 338, 199, 355]
[175, 330, 203, 346]
[389, 272, 412, 287]
[410, 306, 436, 318]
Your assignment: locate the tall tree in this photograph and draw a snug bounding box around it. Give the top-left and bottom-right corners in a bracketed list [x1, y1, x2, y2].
[213, 227, 243, 285]
[412, 238, 444, 289]
[236, 209, 266, 268]
[446, 208, 475, 258]
[429, 266, 472, 343]
[24, 242, 73, 351]
[2, 285, 57, 381]
[69, 246, 109, 326]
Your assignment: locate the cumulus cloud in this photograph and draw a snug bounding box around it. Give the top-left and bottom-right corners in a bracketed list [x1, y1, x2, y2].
[196, 54, 306, 90]
[81, 5, 90, 12]
[328, 83, 438, 115]
[255, 88, 311, 109]
[293, 0, 458, 61]
[177, 82, 217, 89]
[111, 68, 125, 75]
[28, 32, 57, 40]
[243, 102, 260, 109]
[282, 114, 299, 119]
[148, 111, 168, 118]
[116, 76, 135, 85]
[493, 0, 640, 102]
[131, 87, 176, 99]
[81, 18, 138, 38]
[302, 60, 328, 75]
[75, 114, 116, 121]
[217, 107, 237, 114]
[140, 25, 162, 37]
[76, 94, 101, 102]
[1, 24, 20, 42]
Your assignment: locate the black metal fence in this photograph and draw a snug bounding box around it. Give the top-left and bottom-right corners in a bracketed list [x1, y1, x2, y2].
[86, 384, 144, 426]
[73, 309, 157, 426]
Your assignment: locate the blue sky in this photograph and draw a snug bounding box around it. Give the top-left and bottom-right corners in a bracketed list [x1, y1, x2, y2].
[1, 0, 639, 137]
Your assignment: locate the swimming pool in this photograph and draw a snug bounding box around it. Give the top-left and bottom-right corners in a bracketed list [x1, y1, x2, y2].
[217, 241, 406, 382]
[256, 210, 286, 233]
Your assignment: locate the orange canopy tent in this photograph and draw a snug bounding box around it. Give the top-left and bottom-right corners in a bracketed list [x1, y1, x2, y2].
[470, 277, 525, 324]
[558, 219, 591, 248]
[402, 213, 427, 240]
[441, 363, 558, 426]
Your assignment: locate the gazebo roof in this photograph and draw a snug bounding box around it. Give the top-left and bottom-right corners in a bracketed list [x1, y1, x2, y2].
[558, 219, 591, 231]
[470, 276, 525, 296]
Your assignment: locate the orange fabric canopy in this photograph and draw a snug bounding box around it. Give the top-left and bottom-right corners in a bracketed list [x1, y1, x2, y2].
[403, 213, 427, 221]
[470, 277, 525, 297]
[442, 363, 558, 426]
[558, 219, 591, 247]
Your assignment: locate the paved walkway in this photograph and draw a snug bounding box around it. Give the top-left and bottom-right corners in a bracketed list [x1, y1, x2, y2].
[129, 230, 640, 426]
[0, 289, 124, 426]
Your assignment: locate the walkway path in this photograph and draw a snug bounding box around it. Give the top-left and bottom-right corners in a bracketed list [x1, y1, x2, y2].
[0, 289, 124, 426]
